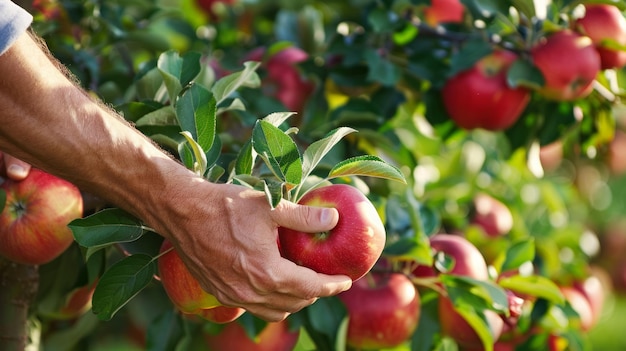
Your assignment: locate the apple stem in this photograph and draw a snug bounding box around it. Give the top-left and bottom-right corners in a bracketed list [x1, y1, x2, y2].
[0, 258, 39, 351]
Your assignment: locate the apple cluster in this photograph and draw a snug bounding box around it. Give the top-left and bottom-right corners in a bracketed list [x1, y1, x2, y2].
[438, 3, 626, 132]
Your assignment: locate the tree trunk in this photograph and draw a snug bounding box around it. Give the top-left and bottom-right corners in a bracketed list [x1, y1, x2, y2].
[0, 258, 39, 351]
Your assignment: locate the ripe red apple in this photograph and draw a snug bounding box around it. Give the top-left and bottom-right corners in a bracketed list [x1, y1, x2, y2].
[157, 240, 222, 314]
[203, 319, 299, 351]
[531, 30, 601, 101]
[441, 50, 531, 130]
[574, 4, 626, 70]
[0, 168, 83, 265]
[247, 46, 315, 117]
[423, 0, 465, 27]
[413, 234, 489, 280]
[278, 184, 386, 281]
[438, 295, 505, 350]
[338, 272, 420, 349]
[471, 193, 514, 237]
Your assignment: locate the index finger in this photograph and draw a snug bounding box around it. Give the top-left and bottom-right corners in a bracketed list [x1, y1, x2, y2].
[274, 257, 352, 299]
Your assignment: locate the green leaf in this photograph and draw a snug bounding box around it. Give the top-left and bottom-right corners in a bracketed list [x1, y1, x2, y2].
[263, 111, 297, 127]
[176, 83, 216, 152]
[498, 275, 565, 304]
[302, 127, 357, 181]
[180, 131, 208, 175]
[507, 58, 544, 90]
[234, 140, 255, 176]
[383, 237, 433, 265]
[157, 51, 202, 103]
[453, 304, 496, 351]
[328, 155, 406, 184]
[262, 179, 284, 209]
[92, 254, 157, 321]
[135, 106, 177, 127]
[448, 39, 493, 77]
[212, 61, 261, 105]
[146, 309, 185, 351]
[442, 275, 509, 314]
[365, 49, 401, 86]
[498, 239, 536, 272]
[69, 208, 145, 252]
[252, 120, 302, 187]
[304, 297, 348, 351]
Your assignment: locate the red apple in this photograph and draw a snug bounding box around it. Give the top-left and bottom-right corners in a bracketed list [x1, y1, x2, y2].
[531, 30, 601, 101]
[574, 4, 626, 70]
[157, 240, 222, 314]
[441, 50, 531, 130]
[278, 184, 386, 281]
[560, 286, 594, 331]
[423, 0, 465, 27]
[247, 46, 315, 116]
[203, 319, 299, 351]
[471, 193, 514, 237]
[338, 272, 420, 349]
[0, 168, 83, 265]
[193, 305, 245, 324]
[438, 295, 505, 350]
[413, 234, 489, 280]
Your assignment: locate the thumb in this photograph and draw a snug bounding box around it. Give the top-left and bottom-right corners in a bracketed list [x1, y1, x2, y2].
[3, 154, 31, 180]
[272, 200, 339, 233]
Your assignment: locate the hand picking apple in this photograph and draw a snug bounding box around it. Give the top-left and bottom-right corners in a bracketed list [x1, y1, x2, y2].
[0, 21, 352, 323]
[278, 184, 386, 281]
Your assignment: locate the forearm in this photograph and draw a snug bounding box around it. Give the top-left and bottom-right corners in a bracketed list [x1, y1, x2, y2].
[0, 31, 200, 238]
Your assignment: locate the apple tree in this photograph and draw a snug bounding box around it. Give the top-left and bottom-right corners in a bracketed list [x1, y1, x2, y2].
[1, 0, 626, 350]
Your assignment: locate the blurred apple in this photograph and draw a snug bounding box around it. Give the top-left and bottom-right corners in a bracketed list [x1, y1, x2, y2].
[560, 286, 594, 331]
[413, 234, 489, 279]
[471, 193, 514, 237]
[338, 272, 420, 349]
[157, 240, 222, 314]
[246, 46, 315, 118]
[203, 319, 299, 351]
[423, 0, 464, 27]
[607, 130, 626, 175]
[531, 30, 601, 101]
[442, 50, 530, 130]
[574, 4, 626, 69]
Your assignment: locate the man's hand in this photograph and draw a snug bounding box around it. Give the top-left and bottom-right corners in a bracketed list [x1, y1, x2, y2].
[0, 152, 31, 180]
[157, 181, 353, 322]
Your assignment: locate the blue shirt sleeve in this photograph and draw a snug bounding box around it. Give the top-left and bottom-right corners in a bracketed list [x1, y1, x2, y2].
[0, 0, 33, 55]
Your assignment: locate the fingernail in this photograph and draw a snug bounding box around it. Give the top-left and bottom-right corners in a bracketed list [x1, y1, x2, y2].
[8, 164, 27, 179]
[320, 208, 333, 225]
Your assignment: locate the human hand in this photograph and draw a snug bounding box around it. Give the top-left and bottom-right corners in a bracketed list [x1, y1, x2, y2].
[0, 152, 31, 180]
[156, 181, 353, 322]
